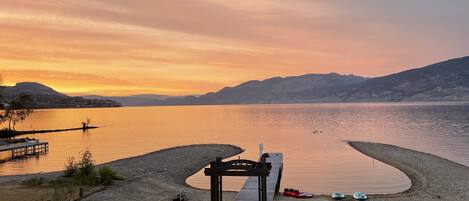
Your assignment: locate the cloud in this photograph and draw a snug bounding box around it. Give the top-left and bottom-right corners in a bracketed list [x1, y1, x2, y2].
[0, 69, 226, 96]
[1, 0, 469, 95]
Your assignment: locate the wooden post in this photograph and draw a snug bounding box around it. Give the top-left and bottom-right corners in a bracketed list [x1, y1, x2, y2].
[262, 176, 267, 201]
[258, 176, 262, 201]
[218, 176, 223, 201]
[275, 164, 283, 193]
[210, 176, 219, 201]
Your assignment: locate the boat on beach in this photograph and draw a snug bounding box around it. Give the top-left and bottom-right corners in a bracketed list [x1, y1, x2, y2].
[353, 192, 367, 200]
[331, 192, 345, 200]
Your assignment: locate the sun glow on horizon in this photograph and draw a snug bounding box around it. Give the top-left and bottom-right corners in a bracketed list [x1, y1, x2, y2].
[1, 0, 468, 96]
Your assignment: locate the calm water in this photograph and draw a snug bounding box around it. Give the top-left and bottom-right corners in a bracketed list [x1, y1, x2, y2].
[1, 102, 469, 194]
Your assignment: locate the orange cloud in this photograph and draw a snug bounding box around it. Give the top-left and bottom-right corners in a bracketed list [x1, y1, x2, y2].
[0, 0, 468, 96]
[0, 69, 225, 96]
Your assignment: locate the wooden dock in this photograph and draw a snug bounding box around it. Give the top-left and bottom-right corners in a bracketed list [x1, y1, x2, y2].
[0, 141, 49, 159]
[235, 153, 283, 201]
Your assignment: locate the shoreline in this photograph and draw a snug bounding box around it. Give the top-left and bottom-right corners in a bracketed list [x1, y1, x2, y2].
[0, 144, 243, 201]
[83, 144, 243, 201]
[276, 141, 469, 201]
[347, 141, 469, 201]
[0, 126, 98, 138]
[1, 142, 468, 201]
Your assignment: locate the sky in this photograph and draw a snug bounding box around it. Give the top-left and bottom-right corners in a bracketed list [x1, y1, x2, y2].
[0, 0, 469, 96]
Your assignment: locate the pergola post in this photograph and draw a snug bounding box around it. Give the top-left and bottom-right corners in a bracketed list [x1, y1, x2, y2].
[205, 155, 272, 201]
[258, 176, 262, 201]
[210, 175, 219, 201]
[218, 176, 223, 201]
[261, 175, 267, 201]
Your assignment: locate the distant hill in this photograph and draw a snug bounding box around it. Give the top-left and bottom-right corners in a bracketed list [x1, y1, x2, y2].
[2, 82, 67, 98]
[4, 56, 468, 108]
[155, 73, 368, 105]
[83, 94, 175, 106]
[0, 82, 121, 109]
[153, 56, 469, 105]
[341, 56, 469, 102]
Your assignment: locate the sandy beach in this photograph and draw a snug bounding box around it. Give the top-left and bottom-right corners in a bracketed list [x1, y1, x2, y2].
[83, 144, 243, 201]
[1, 142, 468, 201]
[0, 144, 243, 201]
[276, 142, 469, 201]
[346, 141, 469, 201]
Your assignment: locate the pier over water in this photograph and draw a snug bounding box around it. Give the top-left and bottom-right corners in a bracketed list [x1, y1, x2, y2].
[205, 152, 283, 201]
[235, 153, 283, 201]
[0, 141, 49, 159]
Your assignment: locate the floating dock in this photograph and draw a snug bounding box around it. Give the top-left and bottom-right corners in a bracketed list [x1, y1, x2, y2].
[0, 141, 49, 159]
[235, 153, 283, 201]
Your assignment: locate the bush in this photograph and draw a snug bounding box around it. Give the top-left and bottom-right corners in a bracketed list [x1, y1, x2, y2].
[78, 150, 94, 176]
[98, 167, 122, 186]
[62, 149, 122, 187]
[63, 156, 78, 177]
[74, 150, 99, 186]
[21, 176, 44, 187]
[75, 169, 99, 186]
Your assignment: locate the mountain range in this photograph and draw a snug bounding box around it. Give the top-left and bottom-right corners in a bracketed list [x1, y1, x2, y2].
[152, 56, 469, 105]
[0, 82, 121, 109]
[2, 56, 469, 108]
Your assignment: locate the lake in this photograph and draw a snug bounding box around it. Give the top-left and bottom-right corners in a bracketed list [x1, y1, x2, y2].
[1, 102, 469, 194]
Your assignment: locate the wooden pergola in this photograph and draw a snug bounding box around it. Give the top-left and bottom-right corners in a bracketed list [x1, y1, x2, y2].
[204, 154, 272, 201]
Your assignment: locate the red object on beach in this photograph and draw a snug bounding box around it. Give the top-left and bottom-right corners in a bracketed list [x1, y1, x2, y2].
[283, 188, 294, 196]
[284, 188, 313, 199]
[296, 192, 313, 199]
[291, 190, 313, 199]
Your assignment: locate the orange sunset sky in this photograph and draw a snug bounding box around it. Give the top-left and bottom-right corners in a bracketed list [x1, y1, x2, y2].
[1, 0, 469, 96]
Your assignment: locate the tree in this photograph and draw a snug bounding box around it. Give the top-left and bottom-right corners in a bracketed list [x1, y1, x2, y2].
[0, 74, 4, 118]
[2, 94, 34, 131]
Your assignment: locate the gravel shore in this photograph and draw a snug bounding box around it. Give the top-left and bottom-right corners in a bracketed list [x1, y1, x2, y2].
[275, 141, 469, 201]
[1, 142, 468, 201]
[83, 144, 243, 201]
[346, 141, 469, 201]
[0, 144, 242, 201]
[85, 142, 469, 201]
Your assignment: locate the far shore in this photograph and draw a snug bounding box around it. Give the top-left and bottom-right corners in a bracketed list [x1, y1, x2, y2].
[0, 142, 468, 201]
[0, 126, 98, 138]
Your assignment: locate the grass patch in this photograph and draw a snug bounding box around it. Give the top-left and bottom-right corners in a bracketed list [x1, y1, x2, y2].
[17, 150, 124, 201]
[63, 149, 124, 187]
[98, 166, 124, 186]
[21, 176, 45, 187]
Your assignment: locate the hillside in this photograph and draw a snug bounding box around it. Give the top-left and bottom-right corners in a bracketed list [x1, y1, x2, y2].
[156, 73, 367, 105]
[0, 82, 121, 109]
[154, 56, 469, 105]
[341, 56, 469, 102]
[4, 56, 468, 107]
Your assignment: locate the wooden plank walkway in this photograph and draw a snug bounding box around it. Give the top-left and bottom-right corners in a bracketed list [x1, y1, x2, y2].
[0, 141, 49, 159]
[235, 153, 283, 201]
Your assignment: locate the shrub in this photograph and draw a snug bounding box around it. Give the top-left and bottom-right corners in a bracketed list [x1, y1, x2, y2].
[74, 150, 99, 186]
[98, 167, 120, 186]
[62, 149, 121, 187]
[63, 156, 78, 177]
[21, 176, 44, 187]
[78, 150, 94, 175]
[75, 170, 99, 186]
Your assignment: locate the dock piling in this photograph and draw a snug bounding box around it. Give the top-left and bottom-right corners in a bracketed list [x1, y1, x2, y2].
[1, 141, 49, 160]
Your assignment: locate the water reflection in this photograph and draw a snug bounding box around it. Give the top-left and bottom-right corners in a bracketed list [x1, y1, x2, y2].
[1, 102, 468, 194]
